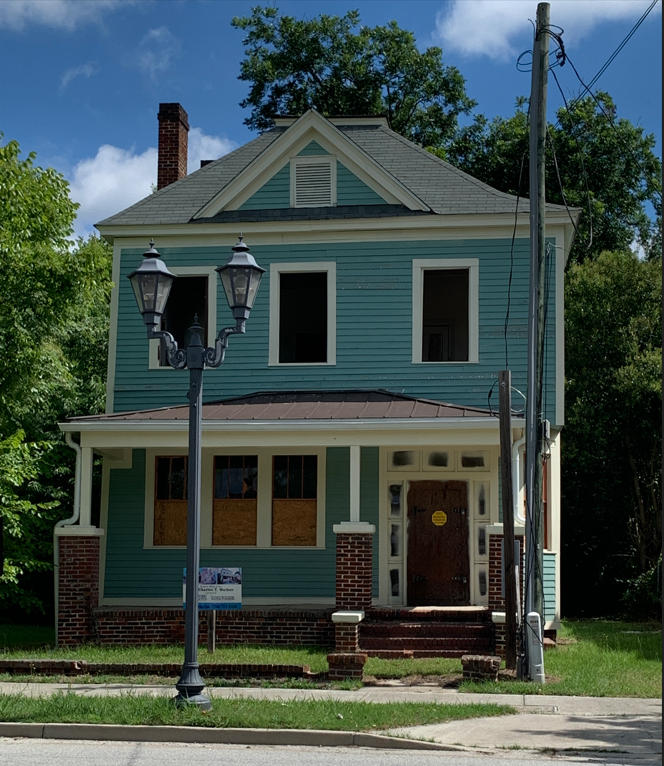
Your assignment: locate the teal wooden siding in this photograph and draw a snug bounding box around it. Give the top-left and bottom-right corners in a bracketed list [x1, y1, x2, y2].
[238, 165, 290, 210]
[337, 162, 387, 205]
[297, 141, 329, 156]
[113, 238, 557, 422]
[103, 447, 380, 600]
[543, 551, 557, 623]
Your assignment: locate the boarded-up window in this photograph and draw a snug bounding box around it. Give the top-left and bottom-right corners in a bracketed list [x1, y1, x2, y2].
[154, 456, 188, 545]
[213, 455, 258, 546]
[272, 455, 317, 546]
[422, 269, 469, 361]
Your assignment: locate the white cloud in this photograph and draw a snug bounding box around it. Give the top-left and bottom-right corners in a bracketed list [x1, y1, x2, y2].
[136, 26, 181, 82]
[187, 128, 237, 175]
[0, 0, 125, 31]
[59, 60, 99, 92]
[68, 129, 237, 237]
[435, 0, 661, 61]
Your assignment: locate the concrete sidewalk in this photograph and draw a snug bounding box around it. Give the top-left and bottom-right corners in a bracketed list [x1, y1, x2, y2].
[0, 681, 661, 759]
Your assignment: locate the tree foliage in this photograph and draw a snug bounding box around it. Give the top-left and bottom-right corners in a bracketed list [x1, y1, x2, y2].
[562, 250, 661, 618]
[445, 94, 662, 263]
[0, 137, 113, 614]
[231, 7, 475, 147]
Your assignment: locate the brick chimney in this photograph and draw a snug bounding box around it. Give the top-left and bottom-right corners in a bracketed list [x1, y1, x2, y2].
[157, 103, 189, 190]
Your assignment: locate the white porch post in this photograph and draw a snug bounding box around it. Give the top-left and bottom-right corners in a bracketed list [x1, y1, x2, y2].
[79, 446, 94, 529]
[349, 444, 361, 523]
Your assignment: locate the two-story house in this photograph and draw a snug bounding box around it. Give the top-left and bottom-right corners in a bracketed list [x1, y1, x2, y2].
[56, 103, 577, 653]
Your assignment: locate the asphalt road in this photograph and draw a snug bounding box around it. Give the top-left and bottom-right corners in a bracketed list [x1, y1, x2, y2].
[0, 739, 660, 766]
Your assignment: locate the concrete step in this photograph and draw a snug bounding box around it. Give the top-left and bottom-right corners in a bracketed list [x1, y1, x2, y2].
[368, 607, 491, 624]
[361, 636, 493, 651]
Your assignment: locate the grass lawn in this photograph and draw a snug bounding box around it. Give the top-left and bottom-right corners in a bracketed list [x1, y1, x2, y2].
[0, 692, 513, 731]
[459, 620, 662, 698]
[1, 620, 660, 698]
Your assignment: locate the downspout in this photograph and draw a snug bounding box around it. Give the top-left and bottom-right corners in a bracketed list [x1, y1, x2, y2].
[53, 432, 82, 645]
[512, 433, 526, 526]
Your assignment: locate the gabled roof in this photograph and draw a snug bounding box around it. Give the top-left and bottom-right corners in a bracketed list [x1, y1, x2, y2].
[96, 110, 574, 229]
[66, 390, 496, 423]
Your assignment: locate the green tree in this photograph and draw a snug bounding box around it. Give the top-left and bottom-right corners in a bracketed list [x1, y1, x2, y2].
[445, 94, 662, 263]
[0, 136, 113, 615]
[562, 250, 661, 618]
[232, 7, 475, 147]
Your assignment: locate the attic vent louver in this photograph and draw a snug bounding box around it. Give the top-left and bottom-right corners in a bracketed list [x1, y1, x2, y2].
[292, 158, 335, 208]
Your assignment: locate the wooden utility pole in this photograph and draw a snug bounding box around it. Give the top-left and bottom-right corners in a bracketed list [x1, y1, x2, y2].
[525, 1, 550, 626]
[499, 370, 518, 670]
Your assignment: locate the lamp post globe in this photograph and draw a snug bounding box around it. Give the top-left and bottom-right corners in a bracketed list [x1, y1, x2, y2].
[127, 240, 176, 329]
[216, 236, 266, 322]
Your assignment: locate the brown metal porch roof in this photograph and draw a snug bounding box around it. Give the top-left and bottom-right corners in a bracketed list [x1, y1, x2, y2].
[67, 390, 495, 423]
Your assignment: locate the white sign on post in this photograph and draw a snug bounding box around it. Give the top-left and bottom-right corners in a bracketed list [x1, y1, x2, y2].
[183, 567, 242, 610]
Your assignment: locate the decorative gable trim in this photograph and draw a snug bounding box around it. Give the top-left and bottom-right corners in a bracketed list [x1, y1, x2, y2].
[290, 156, 336, 208]
[193, 110, 429, 218]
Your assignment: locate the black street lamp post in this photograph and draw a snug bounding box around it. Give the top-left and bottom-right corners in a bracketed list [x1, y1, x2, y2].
[129, 237, 264, 709]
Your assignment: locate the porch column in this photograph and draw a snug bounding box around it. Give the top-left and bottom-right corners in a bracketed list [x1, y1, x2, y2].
[487, 524, 525, 657]
[79, 446, 94, 529]
[55, 527, 103, 646]
[333, 446, 375, 611]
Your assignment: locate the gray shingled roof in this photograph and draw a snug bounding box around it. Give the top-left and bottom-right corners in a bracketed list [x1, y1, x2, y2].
[97, 121, 571, 228]
[67, 390, 495, 422]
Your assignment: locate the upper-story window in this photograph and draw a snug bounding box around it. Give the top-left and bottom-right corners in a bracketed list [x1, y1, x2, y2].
[412, 259, 479, 364]
[269, 262, 337, 366]
[148, 266, 218, 369]
[290, 157, 336, 208]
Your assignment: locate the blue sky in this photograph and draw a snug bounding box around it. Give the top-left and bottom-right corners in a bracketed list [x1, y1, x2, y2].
[1, 0, 661, 237]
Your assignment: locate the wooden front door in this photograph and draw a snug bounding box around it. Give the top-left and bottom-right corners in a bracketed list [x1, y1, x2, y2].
[406, 480, 470, 606]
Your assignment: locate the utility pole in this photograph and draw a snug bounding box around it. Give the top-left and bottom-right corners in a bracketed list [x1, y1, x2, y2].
[525, 2, 550, 628]
[499, 370, 518, 670]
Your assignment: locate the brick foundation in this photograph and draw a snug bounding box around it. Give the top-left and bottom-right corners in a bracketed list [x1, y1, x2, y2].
[327, 652, 367, 680]
[91, 607, 335, 647]
[488, 533, 524, 659]
[57, 536, 101, 646]
[335, 533, 373, 610]
[461, 654, 501, 681]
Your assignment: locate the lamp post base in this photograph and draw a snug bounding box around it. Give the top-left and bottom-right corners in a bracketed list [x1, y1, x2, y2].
[174, 662, 212, 710]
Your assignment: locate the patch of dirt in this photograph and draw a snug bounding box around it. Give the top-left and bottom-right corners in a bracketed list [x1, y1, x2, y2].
[363, 673, 463, 688]
[556, 638, 578, 645]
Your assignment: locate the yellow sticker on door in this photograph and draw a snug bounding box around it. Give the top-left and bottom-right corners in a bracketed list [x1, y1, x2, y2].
[432, 511, 447, 526]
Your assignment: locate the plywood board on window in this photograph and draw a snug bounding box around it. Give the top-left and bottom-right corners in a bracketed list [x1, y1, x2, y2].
[154, 500, 187, 546]
[213, 499, 257, 546]
[272, 499, 317, 546]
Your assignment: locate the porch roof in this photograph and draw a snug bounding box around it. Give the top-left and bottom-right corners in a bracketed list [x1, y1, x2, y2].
[67, 390, 496, 424]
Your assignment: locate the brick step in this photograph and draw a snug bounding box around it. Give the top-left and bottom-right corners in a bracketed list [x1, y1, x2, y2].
[361, 622, 491, 639]
[364, 649, 475, 659]
[368, 608, 491, 624]
[361, 636, 493, 651]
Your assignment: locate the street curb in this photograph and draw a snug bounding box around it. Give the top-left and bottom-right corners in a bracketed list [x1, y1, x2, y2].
[0, 722, 465, 751]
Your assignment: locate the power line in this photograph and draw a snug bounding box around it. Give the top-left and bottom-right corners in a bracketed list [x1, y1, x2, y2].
[567, 0, 659, 113]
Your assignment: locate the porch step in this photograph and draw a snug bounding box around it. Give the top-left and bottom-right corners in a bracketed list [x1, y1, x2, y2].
[359, 614, 494, 657]
[361, 636, 492, 651]
[368, 607, 491, 624]
[364, 649, 476, 659]
[361, 622, 489, 639]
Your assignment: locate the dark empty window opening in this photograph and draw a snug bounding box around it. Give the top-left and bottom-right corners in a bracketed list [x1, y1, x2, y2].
[159, 275, 208, 365]
[422, 269, 469, 362]
[279, 272, 327, 363]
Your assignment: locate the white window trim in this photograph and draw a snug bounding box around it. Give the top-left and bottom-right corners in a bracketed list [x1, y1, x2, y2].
[290, 155, 337, 208]
[268, 261, 337, 366]
[412, 258, 479, 364]
[143, 447, 326, 549]
[148, 266, 218, 370]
